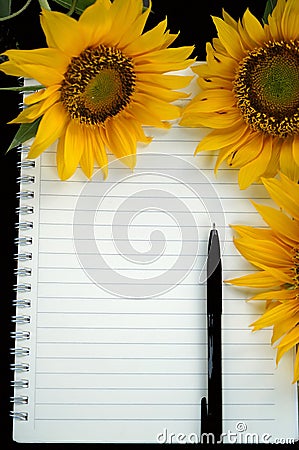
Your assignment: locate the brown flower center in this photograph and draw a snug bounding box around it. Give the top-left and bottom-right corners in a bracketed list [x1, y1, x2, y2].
[60, 46, 136, 125]
[293, 248, 299, 290]
[234, 40, 299, 138]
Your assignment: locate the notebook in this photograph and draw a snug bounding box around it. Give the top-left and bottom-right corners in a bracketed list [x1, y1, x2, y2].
[11, 69, 298, 444]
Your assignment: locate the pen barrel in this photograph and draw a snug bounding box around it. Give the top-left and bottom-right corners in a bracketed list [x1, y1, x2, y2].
[207, 312, 222, 439]
[205, 227, 222, 441]
[207, 229, 222, 315]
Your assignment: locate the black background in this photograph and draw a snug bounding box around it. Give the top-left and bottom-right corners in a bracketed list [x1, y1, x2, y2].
[1, 1, 267, 448]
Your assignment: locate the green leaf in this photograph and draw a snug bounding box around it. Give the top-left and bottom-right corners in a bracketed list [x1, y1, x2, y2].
[51, 0, 150, 16]
[0, 84, 44, 92]
[51, 0, 95, 15]
[7, 118, 41, 153]
[0, 0, 11, 17]
[263, 0, 278, 24]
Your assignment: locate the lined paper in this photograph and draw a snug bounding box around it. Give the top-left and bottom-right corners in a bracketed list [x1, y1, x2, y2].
[13, 71, 298, 443]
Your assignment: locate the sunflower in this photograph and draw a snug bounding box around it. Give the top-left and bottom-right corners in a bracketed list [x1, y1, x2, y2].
[226, 173, 299, 382]
[180, 0, 299, 189]
[0, 0, 194, 180]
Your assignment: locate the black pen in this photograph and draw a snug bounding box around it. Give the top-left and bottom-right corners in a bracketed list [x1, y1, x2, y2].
[201, 224, 222, 442]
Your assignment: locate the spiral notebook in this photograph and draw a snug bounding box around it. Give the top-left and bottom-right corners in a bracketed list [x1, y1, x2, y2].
[11, 70, 298, 444]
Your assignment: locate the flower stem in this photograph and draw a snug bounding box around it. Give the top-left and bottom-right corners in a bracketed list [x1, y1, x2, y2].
[38, 0, 51, 10]
[0, 0, 32, 21]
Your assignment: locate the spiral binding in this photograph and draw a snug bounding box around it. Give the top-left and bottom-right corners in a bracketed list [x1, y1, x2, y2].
[10, 395, 29, 404]
[10, 347, 30, 357]
[10, 363, 30, 372]
[16, 206, 34, 215]
[12, 299, 31, 308]
[15, 221, 33, 231]
[14, 253, 32, 262]
[11, 135, 36, 422]
[9, 412, 29, 421]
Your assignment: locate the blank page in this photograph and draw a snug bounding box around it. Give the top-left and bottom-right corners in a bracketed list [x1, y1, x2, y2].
[13, 70, 298, 443]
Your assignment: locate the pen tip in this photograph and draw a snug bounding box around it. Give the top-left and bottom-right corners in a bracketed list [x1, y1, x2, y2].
[212, 222, 216, 229]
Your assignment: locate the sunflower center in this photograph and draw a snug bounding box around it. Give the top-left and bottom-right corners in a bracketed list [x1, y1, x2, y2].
[234, 40, 299, 138]
[293, 248, 299, 290]
[60, 46, 136, 125]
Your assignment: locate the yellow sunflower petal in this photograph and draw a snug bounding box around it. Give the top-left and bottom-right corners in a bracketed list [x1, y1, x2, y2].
[252, 202, 299, 243]
[108, 0, 143, 46]
[268, 0, 286, 40]
[24, 85, 60, 106]
[134, 46, 194, 67]
[59, 121, 86, 178]
[196, 75, 232, 91]
[276, 325, 299, 363]
[1, 58, 63, 86]
[213, 127, 254, 172]
[233, 237, 293, 268]
[119, 5, 151, 49]
[93, 128, 109, 179]
[238, 137, 272, 189]
[79, 128, 94, 179]
[292, 135, 299, 167]
[256, 265, 294, 285]
[195, 120, 247, 153]
[281, 0, 299, 40]
[241, 8, 267, 45]
[251, 300, 298, 330]
[211, 37, 226, 55]
[28, 102, 68, 159]
[129, 100, 170, 129]
[103, 116, 137, 168]
[231, 224, 275, 241]
[259, 142, 280, 179]
[137, 73, 193, 91]
[56, 131, 73, 181]
[133, 93, 181, 121]
[222, 10, 238, 29]
[213, 127, 256, 172]
[135, 58, 194, 74]
[293, 349, 299, 383]
[225, 270, 281, 288]
[212, 16, 245, 60]
[123, 111, 152, 144]
[280, 137, 299, 182]
[15, 63, 63, 87]
[181, 108, 241, 129]
[238, 16, 257, 50]
[40, 8, 87, 56]
[0, 60, 29, 78]
[4, 48, 69, 75]
[78, 0, 112, 47]
[204, 42, 238, 79]
[261, 175, 299, 221]
[251, 289, 297, 301]
[272, 312, 299, 345]
[11, 90, 61, 125]
[226, 132, 263, 168]
[137, 82, 188, 102]
[214, 145, 238, 172]
[123, 16, 169, 55]
[183, 89, 236, 114]
[9, 103, 45, 124]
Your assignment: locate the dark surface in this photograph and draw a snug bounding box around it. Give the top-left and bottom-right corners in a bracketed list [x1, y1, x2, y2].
[0, 1, 266, 448]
